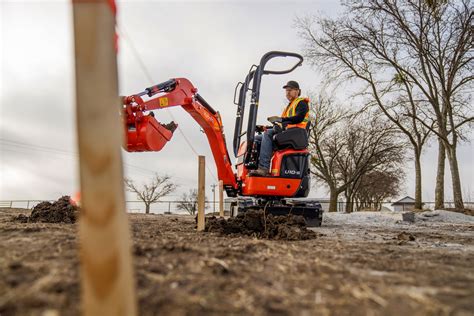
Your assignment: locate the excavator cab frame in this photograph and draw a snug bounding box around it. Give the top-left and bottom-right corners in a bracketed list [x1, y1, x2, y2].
[232, 51, 304, 162]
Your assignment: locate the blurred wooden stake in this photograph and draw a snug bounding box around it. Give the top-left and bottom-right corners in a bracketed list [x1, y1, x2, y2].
[197, 156, 206, 231]
[219, 180, 224, 217]
[72, 1, 137, 315]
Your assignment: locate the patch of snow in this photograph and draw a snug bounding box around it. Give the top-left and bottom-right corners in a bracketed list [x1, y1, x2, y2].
[323, 211, 403, 226]
[418, 210, 474, 223]
[322, 210, 473, 227]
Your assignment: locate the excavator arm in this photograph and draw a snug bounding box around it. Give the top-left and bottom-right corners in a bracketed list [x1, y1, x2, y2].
[122, 78, 237, 191]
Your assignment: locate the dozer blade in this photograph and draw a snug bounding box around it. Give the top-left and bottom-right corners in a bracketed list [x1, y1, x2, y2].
[234, 199, 323, 227]
[125, 115, 177, 152]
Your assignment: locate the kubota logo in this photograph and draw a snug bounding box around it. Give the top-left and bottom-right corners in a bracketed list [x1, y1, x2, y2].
[284, 170, 300, 175]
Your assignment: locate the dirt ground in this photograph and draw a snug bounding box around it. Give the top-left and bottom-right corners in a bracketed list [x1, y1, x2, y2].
[1, 207, 473, 316]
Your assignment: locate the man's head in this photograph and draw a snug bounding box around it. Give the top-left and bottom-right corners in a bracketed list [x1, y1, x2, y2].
[283, 80, 301, 101]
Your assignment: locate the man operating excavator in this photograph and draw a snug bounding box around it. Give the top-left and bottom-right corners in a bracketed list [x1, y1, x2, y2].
[122, 51, 323, 226]
[250, 80, 310, 176]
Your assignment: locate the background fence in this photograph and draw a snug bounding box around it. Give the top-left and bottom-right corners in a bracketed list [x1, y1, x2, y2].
[1, 199, 472, 214]
[332, 201, 474, 213]
[0, 200, 227, 215]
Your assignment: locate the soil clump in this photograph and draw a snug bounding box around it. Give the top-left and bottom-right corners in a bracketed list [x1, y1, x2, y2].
[161, 121, 178, 132]
[205, 209, 317, 240]
[13, 196, 78, 224]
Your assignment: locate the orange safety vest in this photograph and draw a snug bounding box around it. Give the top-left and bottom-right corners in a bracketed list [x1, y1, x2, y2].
[281, 97, 310, 129]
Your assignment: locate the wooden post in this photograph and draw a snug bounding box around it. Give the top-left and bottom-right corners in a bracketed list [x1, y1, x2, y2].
[197, 156, 206, 231]
[72, 1, 137, 315]
[219, 180, 224, 217]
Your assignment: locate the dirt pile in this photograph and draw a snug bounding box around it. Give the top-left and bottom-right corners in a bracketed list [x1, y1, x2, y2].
[205, 209, 317, 240]
[161, 121, 177, 132]
[14, 196, 79, 224]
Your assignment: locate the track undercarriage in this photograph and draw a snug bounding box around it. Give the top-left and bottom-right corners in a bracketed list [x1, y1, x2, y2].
[230, 198, 323, 227]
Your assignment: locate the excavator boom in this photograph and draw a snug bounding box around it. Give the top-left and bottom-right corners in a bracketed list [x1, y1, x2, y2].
[123, 78, 237, 192]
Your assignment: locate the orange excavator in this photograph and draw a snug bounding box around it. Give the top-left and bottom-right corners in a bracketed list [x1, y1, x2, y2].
[122, 51, 322, 226]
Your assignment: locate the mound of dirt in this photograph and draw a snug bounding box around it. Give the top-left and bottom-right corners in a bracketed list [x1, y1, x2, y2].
[205, 209, 317, 240]
[13, 214, 29, 223]
[18, 196, 79, 224]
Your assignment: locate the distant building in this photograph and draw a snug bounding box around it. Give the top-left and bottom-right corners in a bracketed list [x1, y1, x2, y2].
[391, 196, 423, 212]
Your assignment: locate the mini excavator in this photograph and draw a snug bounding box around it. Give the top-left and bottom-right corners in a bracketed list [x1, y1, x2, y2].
[122, 51, 323, 226]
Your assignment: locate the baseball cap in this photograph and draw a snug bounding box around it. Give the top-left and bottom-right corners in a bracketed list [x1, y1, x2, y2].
[283, 80, 300, 89]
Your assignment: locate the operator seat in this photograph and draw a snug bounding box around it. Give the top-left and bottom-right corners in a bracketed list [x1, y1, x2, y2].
[273, 121, 310, 150]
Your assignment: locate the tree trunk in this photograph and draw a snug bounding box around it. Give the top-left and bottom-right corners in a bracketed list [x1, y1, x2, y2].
[435, 138, 445, 209]
[346, 195, 354, 213]
[414, 149, 423, 210]
[145, 203, 150, 214]
[329, 188, 339, 212]
[345, 198, 352, 213]
[344, 191, 353, 213]
[446, 146, 464, 209]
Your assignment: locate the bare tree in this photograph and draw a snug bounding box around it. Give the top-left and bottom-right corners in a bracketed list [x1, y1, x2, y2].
[308, 94, 347, 212]
[344, 156, 405, 213]
[297, 0, 473, 209]
[176, 189, 198, 215]
[125, 174, 177, 214]
[176, 189, 209, 215]
[309, 94, 405, 212]
[354, 169, 404, 212]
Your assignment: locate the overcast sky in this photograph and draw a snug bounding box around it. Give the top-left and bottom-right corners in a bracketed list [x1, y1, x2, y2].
[1, 0, 473, 205]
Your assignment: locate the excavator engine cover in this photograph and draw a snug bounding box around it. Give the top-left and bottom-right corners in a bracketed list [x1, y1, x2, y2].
[126, 115, 176, 152]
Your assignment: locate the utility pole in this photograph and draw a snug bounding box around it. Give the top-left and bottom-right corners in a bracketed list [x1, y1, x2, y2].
[211, 183, 217, 213]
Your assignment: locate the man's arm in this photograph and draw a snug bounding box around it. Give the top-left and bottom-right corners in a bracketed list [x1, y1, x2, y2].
[281, 100, 309, 124]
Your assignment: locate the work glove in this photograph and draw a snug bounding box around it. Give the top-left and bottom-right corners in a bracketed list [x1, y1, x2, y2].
[267, 116, 282, 123]
[273, 123, 283, 134]
[255, 125, 265, 133]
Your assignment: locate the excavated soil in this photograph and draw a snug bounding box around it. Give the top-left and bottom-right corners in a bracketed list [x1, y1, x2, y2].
[161, 121, 178, 132]
[13, 196, 78, 224]
[1, 209, 473, 315]
[205, 210, 317, 240]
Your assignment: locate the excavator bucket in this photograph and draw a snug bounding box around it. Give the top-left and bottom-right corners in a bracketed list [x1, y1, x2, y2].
[125, 114, 177, 152]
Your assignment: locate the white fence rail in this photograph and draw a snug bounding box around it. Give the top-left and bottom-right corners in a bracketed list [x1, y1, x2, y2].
[0, 200, 225, 215]
[0, 200, 472, 214]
